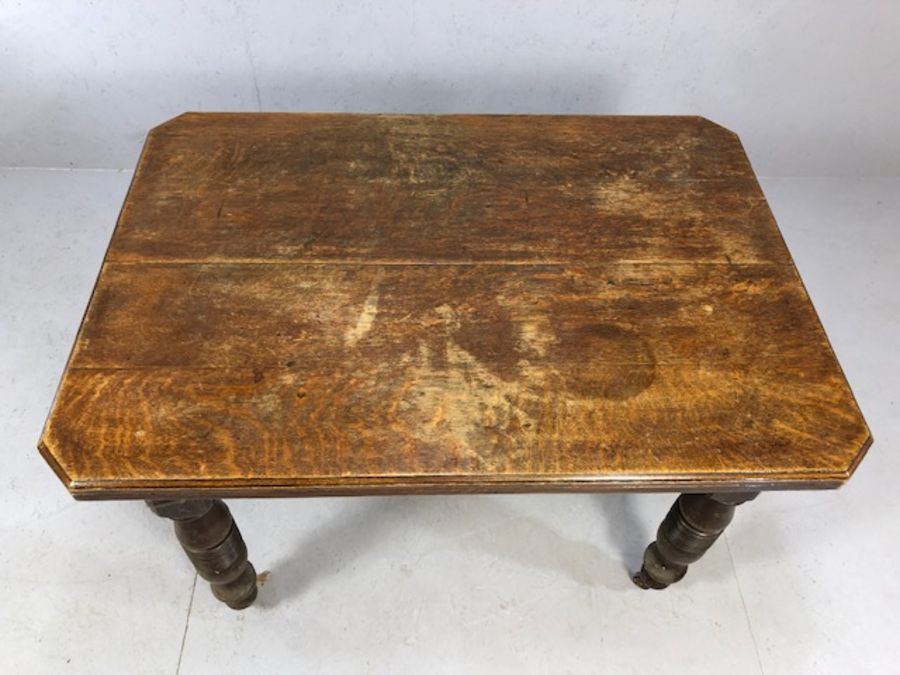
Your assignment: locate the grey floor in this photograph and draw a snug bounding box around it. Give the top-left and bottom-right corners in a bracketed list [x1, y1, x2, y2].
[1, 169, 897, 674]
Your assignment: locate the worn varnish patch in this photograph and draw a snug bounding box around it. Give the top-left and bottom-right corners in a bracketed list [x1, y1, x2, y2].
[344, 269, 382, 347]
[39, 114, 871, 498]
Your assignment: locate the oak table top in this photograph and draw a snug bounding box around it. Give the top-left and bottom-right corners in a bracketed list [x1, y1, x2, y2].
[39, 113, 871, 500]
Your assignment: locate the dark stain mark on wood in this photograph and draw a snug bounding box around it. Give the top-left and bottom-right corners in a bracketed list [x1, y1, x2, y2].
[552, 323, 656, 400]
[453, 303, 522, 381]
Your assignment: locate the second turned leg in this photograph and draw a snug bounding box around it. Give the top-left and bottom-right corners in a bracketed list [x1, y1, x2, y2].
[633, 492, 758, 590]
[148, 499, 258, 609]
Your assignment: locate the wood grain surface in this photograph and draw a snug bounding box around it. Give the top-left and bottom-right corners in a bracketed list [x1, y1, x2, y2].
[39, 114, 871, 499]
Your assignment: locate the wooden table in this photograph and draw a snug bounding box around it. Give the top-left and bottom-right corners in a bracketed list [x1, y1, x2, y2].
[39, 113, 871, 608]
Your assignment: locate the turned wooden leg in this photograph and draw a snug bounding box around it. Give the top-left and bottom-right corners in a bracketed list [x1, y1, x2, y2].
[633, 492, 759, 589]
[148, 499, 258, 609]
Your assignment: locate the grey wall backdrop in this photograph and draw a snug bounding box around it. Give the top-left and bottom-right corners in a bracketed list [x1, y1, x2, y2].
[2, 0, 899, 176]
